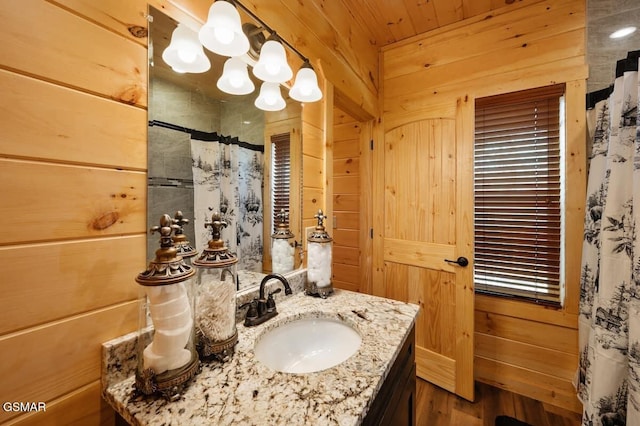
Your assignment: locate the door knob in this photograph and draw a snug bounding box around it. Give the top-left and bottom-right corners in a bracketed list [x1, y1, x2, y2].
[444, 256, 469, 267]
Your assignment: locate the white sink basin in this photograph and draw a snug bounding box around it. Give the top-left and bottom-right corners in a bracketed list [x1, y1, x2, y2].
[253, 317, 362, 373]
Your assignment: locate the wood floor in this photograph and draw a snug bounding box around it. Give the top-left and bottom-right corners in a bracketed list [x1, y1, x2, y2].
[415, 379, 583, 426]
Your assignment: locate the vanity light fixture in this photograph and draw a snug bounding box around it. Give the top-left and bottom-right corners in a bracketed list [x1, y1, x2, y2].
[609, 26, 637, 39]
[162, 23, 211, 73]
[217, 56, 255, 95]
[199, 0, 250, 57]
[252, 34, 293, 83]
[289, 60, 322, 102]
[254, 82, 286, 111]
[194, 0, 322, 103]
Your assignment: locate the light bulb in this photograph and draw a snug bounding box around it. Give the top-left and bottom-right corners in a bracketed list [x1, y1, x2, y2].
[300, 84, 312, 97]
[177, 48, 197, 64]
[229, 74, 243, 88]
[265, 61, 281, 76]
[264, 92, 277, 105]
[609, 26, 637, 39]
[214, 26, 234, 45]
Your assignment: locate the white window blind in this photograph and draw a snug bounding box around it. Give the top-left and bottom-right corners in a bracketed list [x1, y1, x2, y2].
[271, 132, 291, 230]
[474, 84, 564, 305]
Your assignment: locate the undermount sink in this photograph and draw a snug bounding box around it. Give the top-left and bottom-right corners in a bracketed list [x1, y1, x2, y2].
[253, 317, 362, 373]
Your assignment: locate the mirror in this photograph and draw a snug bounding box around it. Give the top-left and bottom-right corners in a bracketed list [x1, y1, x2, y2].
[586, 0, 640, 93]
[147, 6, 303, 292]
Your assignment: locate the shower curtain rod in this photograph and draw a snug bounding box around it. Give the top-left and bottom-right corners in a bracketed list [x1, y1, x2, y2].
[149, 120, 264, 152]
[586, 49, 640, 109]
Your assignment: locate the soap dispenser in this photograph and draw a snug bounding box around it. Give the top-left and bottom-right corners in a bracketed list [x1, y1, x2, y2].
[192, 212, 238, 362]
[305, 209, 333, 298]
[135, 214, 199, 400]
[271, 208, 295, 274]
[172, 211, 197, 264]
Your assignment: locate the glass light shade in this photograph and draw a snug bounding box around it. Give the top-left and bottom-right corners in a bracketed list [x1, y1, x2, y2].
[289, 64, 322, 102]
[199, 0, 250, 57]
[252, 38, 293, 83]
[162, 24, 211, 74]
[255, 82, 286, 111]
[217, 57, 255, 95]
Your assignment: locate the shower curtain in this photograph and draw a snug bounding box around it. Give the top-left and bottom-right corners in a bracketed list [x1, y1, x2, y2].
[577, 53, 639, 426]
[190, 134, 264, 272]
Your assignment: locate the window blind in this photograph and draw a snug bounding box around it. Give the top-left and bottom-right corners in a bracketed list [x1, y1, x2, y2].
[474, 84, 564, 305]
[271, 132, 291, 230]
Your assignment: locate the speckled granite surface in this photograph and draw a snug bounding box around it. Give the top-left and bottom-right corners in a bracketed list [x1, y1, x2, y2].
[102, 276, 419, 426]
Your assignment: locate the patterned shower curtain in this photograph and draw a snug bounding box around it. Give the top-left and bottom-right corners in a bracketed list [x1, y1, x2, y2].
[190, 135, 264, 272]
[577, 54, 639, 426]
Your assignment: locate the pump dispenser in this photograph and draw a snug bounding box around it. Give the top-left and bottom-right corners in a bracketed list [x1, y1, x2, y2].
[305, 209, 333, 298]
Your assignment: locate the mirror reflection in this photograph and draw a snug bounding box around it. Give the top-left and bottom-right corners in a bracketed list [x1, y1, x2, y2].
[147, 6, 303, 292]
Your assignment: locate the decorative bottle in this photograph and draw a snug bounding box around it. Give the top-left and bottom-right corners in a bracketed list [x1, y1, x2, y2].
[271, 208, 295, 274]
[305, 209, 333, 298]
[192, 212, 238, 362]
[135, 214, 199, 400]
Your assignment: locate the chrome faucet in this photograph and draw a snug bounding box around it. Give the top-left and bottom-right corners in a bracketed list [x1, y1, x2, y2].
[242, 274, 292, 327]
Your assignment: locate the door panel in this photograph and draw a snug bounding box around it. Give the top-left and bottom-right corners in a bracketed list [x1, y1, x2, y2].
[379, 110, 474, 400]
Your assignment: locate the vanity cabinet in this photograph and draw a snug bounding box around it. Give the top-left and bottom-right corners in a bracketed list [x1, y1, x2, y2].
[363, 324, 416, 426]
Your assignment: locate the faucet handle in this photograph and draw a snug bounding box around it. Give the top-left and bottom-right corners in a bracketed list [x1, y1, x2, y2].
[269, 288, 282, 297]
[240, 300, 259, 320]
[266, 288, 281, 312]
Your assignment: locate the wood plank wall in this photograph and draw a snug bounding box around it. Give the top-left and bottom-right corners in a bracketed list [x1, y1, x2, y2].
[330, 106, 373, 295]
[301, 76, 332, 245]
[0, 0, 148, 423]
[381, 0, 587, 413]
[0, 1, 371, 424]
[332, 108, 362, 292]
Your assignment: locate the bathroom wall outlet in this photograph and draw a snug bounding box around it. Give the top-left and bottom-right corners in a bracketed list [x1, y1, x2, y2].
[305, 226, 315, 239]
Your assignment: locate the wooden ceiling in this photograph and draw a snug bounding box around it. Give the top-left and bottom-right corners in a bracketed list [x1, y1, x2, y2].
[342, 0, 519, 47]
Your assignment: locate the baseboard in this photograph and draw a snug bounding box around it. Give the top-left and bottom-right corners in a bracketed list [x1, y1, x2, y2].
[475, 356, 582, 413]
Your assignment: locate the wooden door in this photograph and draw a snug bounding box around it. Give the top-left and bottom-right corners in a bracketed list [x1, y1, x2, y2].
[375, 102, 475, 400]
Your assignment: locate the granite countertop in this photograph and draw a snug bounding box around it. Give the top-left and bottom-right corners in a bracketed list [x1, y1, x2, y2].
[102, 287, 419, 426]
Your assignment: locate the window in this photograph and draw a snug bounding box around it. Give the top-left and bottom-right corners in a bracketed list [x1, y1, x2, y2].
[474, 84, 565, 305]
[271, 132, 291, 230]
